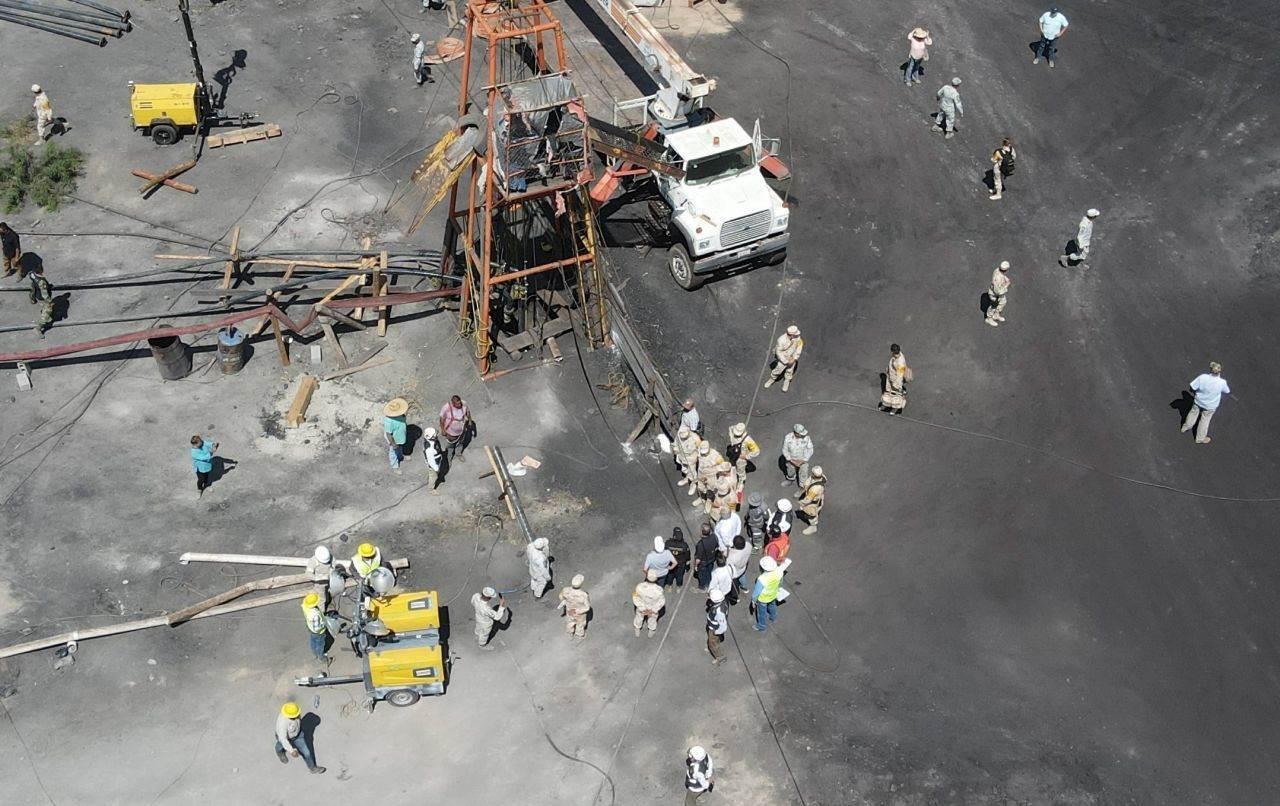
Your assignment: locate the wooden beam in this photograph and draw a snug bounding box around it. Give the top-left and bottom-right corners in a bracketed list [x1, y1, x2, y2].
[166, 573, 311, 626]
[136, 159, 197, 195]
[376, 250, 390, 337]
[320, 322, 348, 368]
[249, 263, 297, 338]
[271, 315, 290, 366]
[321, 355, 392, 381]
[315, 272, 366, 308]
[484, 445, 518, 520]
[314, 304, 368, 332]
[222, 226, 240, 290]
[624, 409, 654, 444]
[178, 552, 409, 572]
[131, 168, 197, 195]
[286, 374, 318, 427]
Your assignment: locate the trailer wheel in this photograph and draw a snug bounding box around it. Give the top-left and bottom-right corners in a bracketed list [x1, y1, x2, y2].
[151, 123, 179, 146]
[385, 689, 421, 707]
[667, 244, 702, 291]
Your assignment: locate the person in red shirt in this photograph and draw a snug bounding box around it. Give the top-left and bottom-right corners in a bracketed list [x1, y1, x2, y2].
[764, 528, 790, 564]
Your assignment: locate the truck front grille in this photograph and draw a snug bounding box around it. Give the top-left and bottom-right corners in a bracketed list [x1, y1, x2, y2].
[720, 210, 771, 248]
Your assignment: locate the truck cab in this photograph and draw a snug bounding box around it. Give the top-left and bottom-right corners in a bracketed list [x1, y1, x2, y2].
[658, 119, 789, 289]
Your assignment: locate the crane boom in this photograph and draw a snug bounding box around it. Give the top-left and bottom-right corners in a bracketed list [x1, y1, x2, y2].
[586, 0, 715, 101]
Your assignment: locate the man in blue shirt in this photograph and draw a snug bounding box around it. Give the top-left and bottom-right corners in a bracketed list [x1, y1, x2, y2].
[190, 435, 217, 496]
[383, 398, 409, 472]
[1181, 362, 1231, 444]
[1033, 6, 1069, 68]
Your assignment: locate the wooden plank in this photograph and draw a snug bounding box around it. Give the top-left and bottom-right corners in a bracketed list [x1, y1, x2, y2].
[484, 445, 518, 520]
[315, 272, 365, 308]
[178, 552, 409, 572]
[135, 159, 196, 195]
[221, 226, 240, 295]
[272, 315, 290, 366]
[343, 341, 387, 370]
[131, 169, 197, 194]
[625, 409, 654, 444]
[545, 334, 563, 361]
[320, 322, 348, 368]
[286, 374, 318, 427]
[376, 250, 390, 337]
[166, 573, 311, 626]
[320, 355, 392, 381]
[314, 304, 368, 332]
[206, 123, 283, 148]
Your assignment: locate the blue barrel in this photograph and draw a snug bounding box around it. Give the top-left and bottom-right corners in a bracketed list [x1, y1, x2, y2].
[217, 327, 246, 375]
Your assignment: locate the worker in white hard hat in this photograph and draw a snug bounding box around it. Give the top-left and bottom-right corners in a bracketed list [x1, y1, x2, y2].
[300, 592, 331, 666]
[411, 33, 431, 85]
[764, 324, 804, 392]
[275, 701, 325, 773]
[643, 536, 677, 586]
[985, 261, 1011, 327]
[422, 426, 444, 491]
[351, 542, 382, 578]
[471, 586, 508, 649]
[725, 422, 760, 480]
[674, 424, 703, 491]
[1060, 208, 1101, 268]
[751, 554, 792, 632]
[765, 497, 792, 541]
[31, 84, 54, 145]
[527, 536, 552, 598]
[306, 545, 334, 601]
[781, 423, 813, 487]
[557, 574, 591, 639]
[705, 588, 728, 665]
[795, 465, 826, 535]
[632, 569, 666, 638]
[684, 745, 715, 802]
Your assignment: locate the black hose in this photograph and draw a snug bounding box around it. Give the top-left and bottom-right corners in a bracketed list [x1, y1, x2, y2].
[0, 11, 103, 43]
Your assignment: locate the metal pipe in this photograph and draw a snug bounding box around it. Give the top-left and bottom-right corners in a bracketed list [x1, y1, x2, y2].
[0, 11, 104, 44]
[294, 674, 363, 688]
[62, 0, 128, 22]
[492, 447, 538, 545]
[0, 6, 121, 36]
[0, 0, 127, 28]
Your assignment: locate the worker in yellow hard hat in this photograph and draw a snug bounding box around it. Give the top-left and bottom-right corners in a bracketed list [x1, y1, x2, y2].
[274, 702, 325, 774]
[351, 542, 382, 578]
[300, 592, 330, 667]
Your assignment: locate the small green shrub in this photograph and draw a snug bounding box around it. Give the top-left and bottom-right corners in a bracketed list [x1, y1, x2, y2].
[0, 119, 84, 213]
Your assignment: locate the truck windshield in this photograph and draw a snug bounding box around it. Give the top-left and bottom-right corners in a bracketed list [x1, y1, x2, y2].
[684, 144, 755, 185]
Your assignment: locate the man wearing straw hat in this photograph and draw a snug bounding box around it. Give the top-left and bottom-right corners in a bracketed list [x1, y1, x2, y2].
[383, 397, 409, 472]
[904, 27, 932, 86]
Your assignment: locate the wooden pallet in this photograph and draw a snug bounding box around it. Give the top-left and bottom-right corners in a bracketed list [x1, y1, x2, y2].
[206, 124, 282, 149]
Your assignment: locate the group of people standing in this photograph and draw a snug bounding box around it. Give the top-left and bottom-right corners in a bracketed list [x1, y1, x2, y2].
[380, 393, 474, 489]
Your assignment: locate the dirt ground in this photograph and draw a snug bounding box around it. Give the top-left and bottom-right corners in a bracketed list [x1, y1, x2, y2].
[2, 0, 1279, 804]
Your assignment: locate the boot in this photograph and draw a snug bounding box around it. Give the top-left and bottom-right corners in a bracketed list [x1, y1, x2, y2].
[985, 318, 999, 327]
[309, 766, 326, 774]
[633, 627, 641, 638]
[781, 378, 790, 393]
[763, 376, 775, 388]
[802, 525, 817, 535]
[944, 131, 955, 140]
[995, 314, 1005, 322]
[276, 748, 289, 764]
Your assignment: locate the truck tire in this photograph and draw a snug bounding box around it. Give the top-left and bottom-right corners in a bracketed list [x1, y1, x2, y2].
[667, 244, 703, 291]
[767, 248, 787, 266]
[385, 689, 421, 707]
[150, 123, 179, 146]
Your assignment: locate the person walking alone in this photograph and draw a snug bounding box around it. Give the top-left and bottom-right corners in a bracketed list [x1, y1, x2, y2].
[1059, 209, 1100, 268]
[904, 27, 931, 86]
[1181, 362, 1231, 444]
[189, 434, 218, 496]
[274, 702, 325, 774]
[31, 85, 54, 145]
[557, 574, 591, 640]
[879, 343, 911, 415]
[932, 77, 963, 139]
[383, 398, 409, 473]
[684, 746, 715, 803]
[985, 261, 1011, 327]
[0, 222, 20, 277]
[411, 33, 431, 85]
[764, 325, 804, 392]
[1033, 6, 1069, 68]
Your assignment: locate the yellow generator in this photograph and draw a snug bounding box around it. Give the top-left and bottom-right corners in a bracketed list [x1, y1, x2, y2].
[129, 82, 201, 145]
[294, 588, 448, 709]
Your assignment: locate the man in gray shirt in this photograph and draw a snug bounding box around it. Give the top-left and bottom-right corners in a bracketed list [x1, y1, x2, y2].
[643, 536, 677, 585]
[781, 423, 814, 487]
[932, 77, 964, 139]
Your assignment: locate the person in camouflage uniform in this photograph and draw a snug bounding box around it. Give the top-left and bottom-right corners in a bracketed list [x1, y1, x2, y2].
[526, 537, 551, 599]
[557, 574, 591, 639]
[674, 425, 702, 493]
[471, 586, 508, 650]
[27, 263, 54, 337]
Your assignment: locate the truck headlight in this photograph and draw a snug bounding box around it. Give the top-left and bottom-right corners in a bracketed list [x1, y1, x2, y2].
[697, 239, 711, 251]
[774, 211, 789, 228]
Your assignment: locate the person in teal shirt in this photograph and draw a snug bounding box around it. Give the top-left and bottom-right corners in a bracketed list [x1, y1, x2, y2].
[383, 398, 409, 471]
[190, 435, 217, 495]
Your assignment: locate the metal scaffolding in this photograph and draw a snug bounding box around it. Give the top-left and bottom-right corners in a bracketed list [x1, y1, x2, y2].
[442, 0, 608, 377]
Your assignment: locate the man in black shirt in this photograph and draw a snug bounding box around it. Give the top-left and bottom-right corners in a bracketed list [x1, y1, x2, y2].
[0, 223, 19, 277]
[665, 527, 690, 588]
[693, 523, 718, 591]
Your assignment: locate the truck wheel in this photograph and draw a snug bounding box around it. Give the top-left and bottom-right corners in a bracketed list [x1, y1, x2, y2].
[151, 124, 179, 146]
[385, 689, 421, 707]
[767, 249, 787, 266]
[667, 244, 702, 291]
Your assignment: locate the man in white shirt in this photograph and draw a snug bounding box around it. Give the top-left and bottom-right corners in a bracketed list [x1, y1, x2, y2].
[713, 508, 742, 552]
[1060, 209, 1099, 267]
[1181, 362, 1230, 444]
[684, 745, 714, 802]
[1034, 6, 1069, 68]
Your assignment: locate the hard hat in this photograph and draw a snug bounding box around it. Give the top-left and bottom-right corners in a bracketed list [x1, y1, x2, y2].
[31, 84, 41, 93]
[411, 33, 421, 42]
[303, 592, 320, 607]
[777, 498, 793, 512]
[999, 261, 1010, 270]
[760, 556, 778, 571]
[281, 702, 301, 719]
[748, 491, 764, 507]
[951, 76, 962, 86]
[653, 536, 665, 552]
[698, 442, 710, 455]
[424, 426, 437, 438]
[481, 586, 496, 597]
[645, 569, 659, 582]
[708, 589, 724, 603]
[730, 422, 746, 438]
[313, 546, 331, 564]
[792, 423, 807, 435]
[1086, 208, 1101, 218]
[383, 398, 409, 417]
[571, 574, 585, 588]
[533, 537, 548, 550]
[358, 542, 376, 558]
[785, 325, 800, 337]
[810, 465, 824, 479]
[689, 745, 707, 760]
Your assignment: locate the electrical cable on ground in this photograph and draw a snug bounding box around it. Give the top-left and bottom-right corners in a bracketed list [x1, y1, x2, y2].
[0, 697, 55, 805]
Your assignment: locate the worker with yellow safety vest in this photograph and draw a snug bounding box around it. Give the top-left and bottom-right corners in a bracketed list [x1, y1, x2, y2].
[301, 592, 330, 666]
[750, 555, 792, 632]
[351, 542, 383, 579]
